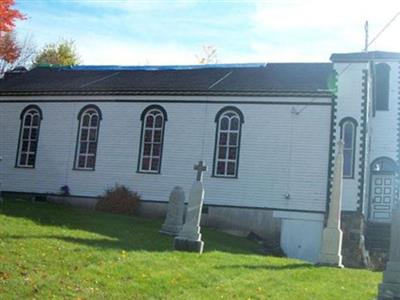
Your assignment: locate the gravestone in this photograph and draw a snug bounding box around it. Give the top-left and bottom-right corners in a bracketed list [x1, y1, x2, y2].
[174, 161, 207, 253]
[318, 140, 344, 267]
[378, 202, 400, 299]
[160, 186, 185, 236]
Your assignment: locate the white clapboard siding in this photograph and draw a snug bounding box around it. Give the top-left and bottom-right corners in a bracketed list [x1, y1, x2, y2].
[0, 96, 331, 212]
[334, 60, 400, 213]
[334, 62, 368, 211]
[366, 61, 400, 218]
[369, 61, 399, 162]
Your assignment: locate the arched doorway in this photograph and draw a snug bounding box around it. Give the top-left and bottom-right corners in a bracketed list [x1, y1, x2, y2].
[369, 157, 398, 223]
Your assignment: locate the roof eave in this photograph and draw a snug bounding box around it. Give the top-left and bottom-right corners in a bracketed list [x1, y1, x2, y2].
[0, 90, 334, 98]
[330, 51, 400, 63]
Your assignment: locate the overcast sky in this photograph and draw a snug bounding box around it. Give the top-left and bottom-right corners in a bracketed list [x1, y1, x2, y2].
[15, 0, 400, 65]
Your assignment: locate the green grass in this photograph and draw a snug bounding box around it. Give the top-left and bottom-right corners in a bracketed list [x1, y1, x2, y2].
[0, 199, 381, 300]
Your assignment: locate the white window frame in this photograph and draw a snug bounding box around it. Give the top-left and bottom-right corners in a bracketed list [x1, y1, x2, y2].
[75, 108, 100, 170]
[342, 120, 356, 178]
[139, 109, 165, 173]
[214, 110, 241, 177]
[17, 108, 41, 168]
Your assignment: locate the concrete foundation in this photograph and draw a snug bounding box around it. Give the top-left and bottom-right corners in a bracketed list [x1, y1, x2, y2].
[201, 205, 281, 241]
[5, 194, 282, 243]
[274, 211, 324, 263]
[47, 195, 98, 210]
[136, 201, 281, 242]
[3, 192, 98, 210]
[137, 201, 168, 219]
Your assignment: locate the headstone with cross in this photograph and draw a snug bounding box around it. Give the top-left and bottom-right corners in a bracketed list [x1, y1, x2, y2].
[378, 201, 400, 299]
[174, 160, 207, 253]
[194, 160, 207, 181]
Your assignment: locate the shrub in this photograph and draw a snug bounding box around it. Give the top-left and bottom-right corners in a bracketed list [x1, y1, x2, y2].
[96, 184, 141, 215]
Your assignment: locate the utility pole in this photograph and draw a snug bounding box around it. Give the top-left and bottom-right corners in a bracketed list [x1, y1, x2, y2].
[364, 20, 369, 52]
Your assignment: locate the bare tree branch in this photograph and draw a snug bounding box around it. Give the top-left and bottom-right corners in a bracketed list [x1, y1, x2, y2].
[196, 45, 218, 64]
[0, 33, 36, 76]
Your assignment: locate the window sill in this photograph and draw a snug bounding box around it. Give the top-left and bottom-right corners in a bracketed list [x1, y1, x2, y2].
[73, 168, 95, 172]
[15, 165, 35, 169]
[211, 174, 238, 179]
[136, 170, 161, 175]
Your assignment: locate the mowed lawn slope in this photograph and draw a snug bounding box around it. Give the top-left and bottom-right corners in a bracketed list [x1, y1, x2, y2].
[0, 200, 381, 299]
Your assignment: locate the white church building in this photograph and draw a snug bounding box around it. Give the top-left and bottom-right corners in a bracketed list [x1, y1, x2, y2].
[0, 51, 398, 265]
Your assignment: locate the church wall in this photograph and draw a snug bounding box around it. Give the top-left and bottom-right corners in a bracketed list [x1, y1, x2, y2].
[332, 62, 372, 266]
[333, 62, 369, 212]
[0, 96, 331, 215]
[369, 61, 399, 164]
[367, 61, 400, 222]
[332, 60, 400, 266]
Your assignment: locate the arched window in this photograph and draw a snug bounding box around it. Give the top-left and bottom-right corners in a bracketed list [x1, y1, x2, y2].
[74, 105, 102, 170]
[374, 63, 390, 111]
[340, 117, 357, 178]
[16, 105, 43, 168]
[138, 105, 167, 173]
[213, 106, 244, 177]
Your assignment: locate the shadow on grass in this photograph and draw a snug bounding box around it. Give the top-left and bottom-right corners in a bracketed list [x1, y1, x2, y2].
[3, 234, 149, 251]
[215, 263, 313, 271]
[0, 199, 259, 255]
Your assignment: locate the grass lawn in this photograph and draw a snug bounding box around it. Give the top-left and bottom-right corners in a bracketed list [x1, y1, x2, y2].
[0, 199, 381, 299]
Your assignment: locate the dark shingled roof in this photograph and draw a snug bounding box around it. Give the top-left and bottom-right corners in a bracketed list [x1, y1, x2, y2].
[0, 63, 334, 97]
[330, 51, 400, 62]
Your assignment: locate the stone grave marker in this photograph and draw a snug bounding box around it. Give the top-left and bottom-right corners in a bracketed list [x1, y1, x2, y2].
[160, 186, 185, 236]
[174, 161, 207, 253]
[378, 202, 400, 299]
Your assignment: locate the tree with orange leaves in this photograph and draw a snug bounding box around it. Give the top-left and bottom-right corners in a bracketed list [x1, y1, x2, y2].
[0, 0, 25, 33]
[0, 0, 26, 71]
[0, 32, 20, 62]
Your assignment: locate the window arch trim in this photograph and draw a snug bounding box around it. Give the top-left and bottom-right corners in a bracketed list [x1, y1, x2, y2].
[212, 106, 244, 178]
[77, 104, 103, 120]
[339, 117, 357, 179]
[15, 105, 43, 168]
[137, 105, 168, 174]
[73, 104, 102, 171]
[339, 117, 358, 131]
[19, 105, 43, 120]
[214, 106, 244, 124]
[140, 104, 168, 121]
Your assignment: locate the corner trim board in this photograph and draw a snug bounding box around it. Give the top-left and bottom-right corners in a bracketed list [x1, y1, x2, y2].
[357, 69, 369, 212]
